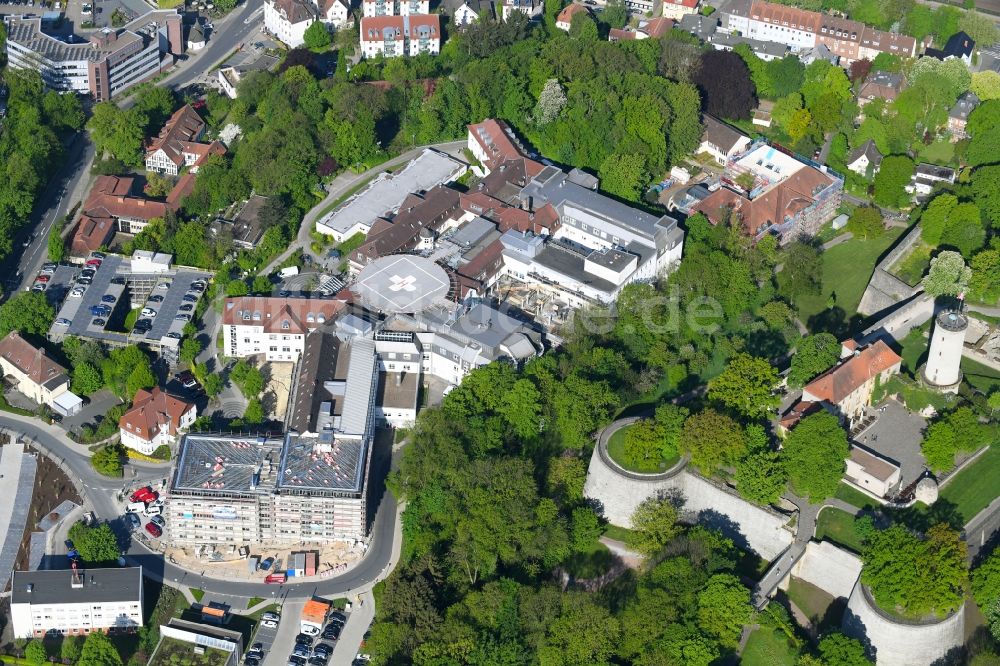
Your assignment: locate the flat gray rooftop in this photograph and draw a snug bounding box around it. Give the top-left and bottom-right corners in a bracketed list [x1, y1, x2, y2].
[11, 567, 142, 605]
[276, 433, 367, 495]
[353, 255, 451, 314]
[316, 149, 464, 237]
[172, 435, 283, 496]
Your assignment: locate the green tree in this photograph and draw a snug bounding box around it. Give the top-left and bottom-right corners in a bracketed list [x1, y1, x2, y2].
[973, 70, 1000, 101]
[598, 152, 646, 202]
[922, 421, 959, 472]
[78, 629, 123, 666]
[627, 496, 680, 556]
[61, 635, 83, 663]
[776, 241, 822, 306]
[86, 102, 147, 167]
[24, 640, 46, 665]
[68, 521, 120, 562]
[862, 523, 968, 619]
[547, 456, 587, 503]
[708, 353, 780, 418]
[244, 398, 265, 424]
[180, 337, 202, 365]
[696, 574, 752, 648]
[126, 363, 156, 399]
[0, 291, 56, 338]
[789, 333, 840, 387]
[72, 362, 104, 395]
[873, 154, 915, 208]
[680, 409, 746, 475]
[973, 544, 1000, 610]
[847, 206, 883, 240]
[48, 224, 65, 262]
[817, 633, 871, 666]
[734, 449, 786, 506]
[959, 10, 999, 47]
[303, 20, 331, 50]
[782, 412, 849, 502]
[921, 193, 958, 246]
[922, 250, 971, 297]
[570, 507, 602, 552]
[91, 442, 124, 477]
[203, 373, 224, 398]
[569, 12, 599, 41]
[970, 249, 1000, 302]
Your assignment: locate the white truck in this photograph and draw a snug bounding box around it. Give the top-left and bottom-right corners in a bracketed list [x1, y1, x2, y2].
[279, 266, 299, 278]
[125, 501, 146, 513]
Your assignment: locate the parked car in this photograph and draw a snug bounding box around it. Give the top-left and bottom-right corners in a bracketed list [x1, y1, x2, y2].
[150, 515, 165, 528]
[77, 277, 92, 285]
[321, 624, 341, 641]
[157, 281, 171, 290]
[90, 252, 106, 260]
[31, 283, 46, 292]
[144, 522, 162, 538]
[149, 295, 164, 303]
[141, 307, 157, 318]
[89, 305, 110, 317]
[292, 645, 310, 659]
[175, 314, 192, 322]
[80, 269, 95, 279]
[101, 294, 116, 303]
[125, 513, 141, 531]
[111, 277, 126, 285]
[54, 318, 71, 327]
[70, 287, 85, 297]
[39, 266, 55, 276]
[86, 258, 102, 267]
[166, 332, 182, 339]
[92, 318, 106, 327]
[182, 294, 198, 303]
[262, 612, 280, 622]
[179, 304, 193, 312]
[41, 262, 57, 272]
[328, 612, 346, 626]
[313, 644, 332, 658]
[295, 634, 314, 646]
[178, 371, 198, 389]
[261, 619, 278, 629]
[260, 557, 275, 571]
[35, 274, 50, 283]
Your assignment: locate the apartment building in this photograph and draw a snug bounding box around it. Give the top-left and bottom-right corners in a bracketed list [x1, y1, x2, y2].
[119, 387, 196, 455]
[500, 0, 543, 19]
[4, 11, 183, 101]
[719, 0, 916, 64]
[222, 297, 346, 361]
[663, 0, 698, 20]
[145, 105, 226, 176]
[10, 567, 144, 639]
[359, 14, 442, 58]
[167, 340, 378, 546]
[362, 0, 429, 15]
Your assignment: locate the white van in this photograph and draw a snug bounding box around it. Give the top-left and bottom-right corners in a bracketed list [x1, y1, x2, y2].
[125, 501, 146, 513]
[145, 504, 162, 516]
[279, 266, 299, 278]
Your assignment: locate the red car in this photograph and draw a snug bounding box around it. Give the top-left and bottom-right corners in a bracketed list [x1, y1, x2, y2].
[85, 259, 102, 267]
[144, 522, 162, 538]
[146, 491, 160, 503]
[265, 573, 286, 584]
[35, 275, 50, 283]
[130, 486, 153, 503]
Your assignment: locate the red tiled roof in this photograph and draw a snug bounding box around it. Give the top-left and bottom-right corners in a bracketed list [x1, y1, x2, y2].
[468, 120, 527, 170]
[557, 3, 588, 23]
[119, 387, 194, 442]
[146, 105, 206, 168]
[608, 28, 637, 41]
[803, 340, 901, 404]
[665, 0, 697, 6]
[639, 16, 674, 37]
[0, 331, 67, 387]
[360, 14, 441, 42]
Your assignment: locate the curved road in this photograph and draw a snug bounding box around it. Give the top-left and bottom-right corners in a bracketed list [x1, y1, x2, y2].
[0, 412, 400, 602]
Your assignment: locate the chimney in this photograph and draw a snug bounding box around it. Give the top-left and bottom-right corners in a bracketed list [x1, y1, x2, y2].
[26, 584, 32, 593]
[395, 373, 402, 387]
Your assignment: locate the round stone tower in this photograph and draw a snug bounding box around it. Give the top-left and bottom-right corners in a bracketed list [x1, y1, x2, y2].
[923, 310, 967, 393]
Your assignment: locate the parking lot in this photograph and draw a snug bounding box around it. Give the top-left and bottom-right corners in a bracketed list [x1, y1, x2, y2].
[48, 255, 210, 351]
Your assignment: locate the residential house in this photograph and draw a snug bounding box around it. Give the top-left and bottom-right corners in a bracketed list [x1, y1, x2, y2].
[609, 18, 675, 40]
[359, 14, 442, 58]
[118, 387, 196, 456]
[710, 31, 788, 60]
[144, 105, 225, 176]
[0, 331, 71, 409]
[798, 42, 837, 65]
[924, 30, 975, 66]
[10, 567, 144, 639]
[662, 0, 698, 20]
[556, 3, 589, 30]
[217, 54, 279, 99]
[222, 297, 346, 361]
[264, 0, 318, 47]
[698, 115, 751, 165]
[906, 163, 956, 200]
[187, 23, 206, 50]
[443, 0, 494, 25]
[467, 118, 536, 175]
[679, 12, 718, 41]
[362, 0, 429, 14]
[800, 339, 901, 426]
[71, 176, 170, 255]
[948, 91, 979, 140]
[694, 140, 843, 243]
[215, 194, 272, 249]
[500, 0, 543, 19]
[858, 70, 904, 106]
[845, 139, 882, 177]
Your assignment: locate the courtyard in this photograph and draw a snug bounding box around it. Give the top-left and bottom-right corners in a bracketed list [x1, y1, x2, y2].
[852, 398, 927, 489]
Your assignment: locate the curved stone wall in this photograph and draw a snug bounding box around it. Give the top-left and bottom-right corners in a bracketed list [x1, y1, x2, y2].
[842, 582, 965, 666]
[584, 439, 795, 561]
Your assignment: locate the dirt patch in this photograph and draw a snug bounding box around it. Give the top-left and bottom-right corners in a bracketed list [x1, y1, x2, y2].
[263, 361, 295, 421]
[11, 448, 83, 575]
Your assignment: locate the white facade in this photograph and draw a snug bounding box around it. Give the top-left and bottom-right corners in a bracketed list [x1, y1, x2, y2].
[225, 324, 309, 362]
[264, 0, 314, 48]
[362, 0, 428, 14]
[924, 311, 967, 391]
[452, 2, 481, 24]
[360, 15, 441, 58]
[119, 407, 195, 455]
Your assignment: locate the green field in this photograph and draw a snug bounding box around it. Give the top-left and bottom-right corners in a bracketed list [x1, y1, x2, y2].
[814, 507, 864, 553]
[834, 482, 877, 510]
[606, 424, 680, 473]
[602, 524, 634, 543]
[940, 445, 1000, 523]
[917, 138, 956, 165]
[741, 627, 800, 665]
[797, 227, 908, 325]
[961, 357, 1000, 394]
[890, 241, 932, 287]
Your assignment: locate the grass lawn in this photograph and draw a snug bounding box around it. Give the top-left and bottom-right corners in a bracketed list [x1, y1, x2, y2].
[564, 541, 616, 579]
[918, 138, 956, 165]
[741, 627, 800, 665]
[889, 241, 931, 287]
[814, 507, 863, 553]
[835, 482, 877, 510]
[606, 423, 680, 473]
[940, 445, 1000, 523]
[898, 325, 928, 375]
[961, 357, 1000, 395]
[247, 603, 280, 621]
[602, 524, 634, 543]
[786, 577, 836, 627]
[190, 588, 205, 602]
[796, 226, 908, 325]
[247, 597, 264, 608]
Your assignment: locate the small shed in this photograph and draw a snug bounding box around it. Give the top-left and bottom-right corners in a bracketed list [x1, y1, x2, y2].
[831, 213, 849, 230]
[51, 391, 83, 417]
[305, 551, 317, 577]
[247, 556, 260, 573]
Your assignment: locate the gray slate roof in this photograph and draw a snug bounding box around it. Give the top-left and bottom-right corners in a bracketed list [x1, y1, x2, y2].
[11, 567, 142, 605]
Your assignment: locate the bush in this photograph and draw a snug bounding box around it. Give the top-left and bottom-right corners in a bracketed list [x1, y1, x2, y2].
[151, 445, 172, 460]
[91, 442, 125, 477]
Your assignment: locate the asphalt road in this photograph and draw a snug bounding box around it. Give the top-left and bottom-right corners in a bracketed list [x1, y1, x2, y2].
[0, 413, 401, 603]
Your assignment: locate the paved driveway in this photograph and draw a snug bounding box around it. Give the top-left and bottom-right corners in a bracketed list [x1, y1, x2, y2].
[853, 398, 927, 487]
[60, 389, 122, 438]
[264, 599, 304, 666]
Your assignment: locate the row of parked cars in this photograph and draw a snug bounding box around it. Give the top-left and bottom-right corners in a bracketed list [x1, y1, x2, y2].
[124, 486, 165, 538]
[285, 612, 346, 666]
[133, 278, 206, 335]
[53, 253, 111, 328]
